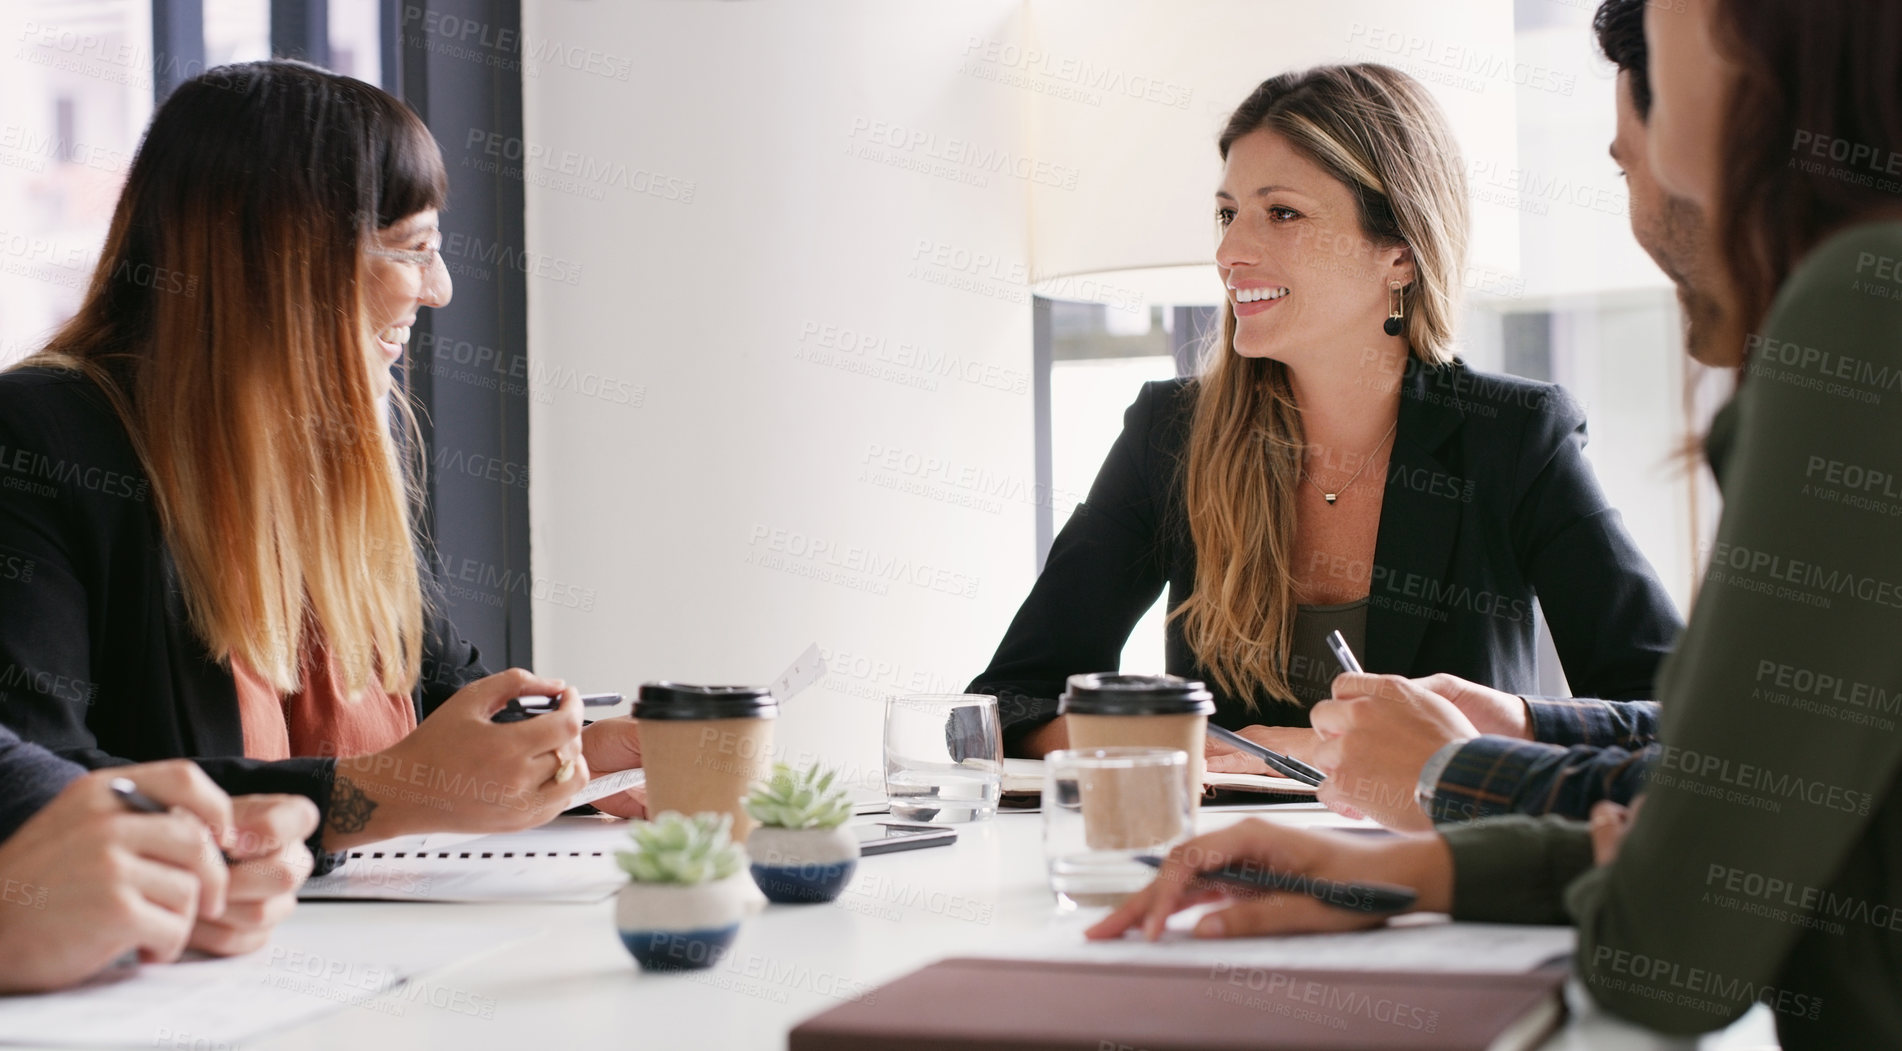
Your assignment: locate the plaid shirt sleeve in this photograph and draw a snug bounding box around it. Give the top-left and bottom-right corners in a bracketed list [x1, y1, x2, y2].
[1522, 697, 1661, 749]
[1425, 736, 1656, 824]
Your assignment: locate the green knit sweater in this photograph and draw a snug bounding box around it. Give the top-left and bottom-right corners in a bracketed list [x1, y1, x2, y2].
[1442, 220, 1902, 1049]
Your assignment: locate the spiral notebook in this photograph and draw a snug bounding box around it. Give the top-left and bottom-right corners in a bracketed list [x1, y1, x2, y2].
[299, 765, 884, 903]
[298, 814, 632, 903]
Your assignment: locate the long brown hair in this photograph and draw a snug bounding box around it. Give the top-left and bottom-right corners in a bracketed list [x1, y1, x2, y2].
[23, 61, 446, 695]
[1173, 65, 1468, 706]
[1709, 0, 1902, 337]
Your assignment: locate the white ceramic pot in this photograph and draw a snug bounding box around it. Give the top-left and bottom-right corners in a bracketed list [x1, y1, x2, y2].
[614, 872, 764, 971]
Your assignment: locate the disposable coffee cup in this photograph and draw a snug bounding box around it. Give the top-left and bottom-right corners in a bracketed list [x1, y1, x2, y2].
[634, 683, 777, 836]
[1043, 748, 1195, 910]
[1075, 749, 1190, 853]
[1058, 673, 1215, 804]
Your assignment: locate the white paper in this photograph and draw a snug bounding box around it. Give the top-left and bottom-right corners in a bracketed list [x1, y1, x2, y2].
[987, 912, 1575, 974]
[572, 766, 645, 807]
[0, 913, 532, 1046]
[770, 642, 827, 702]
[299, 814, 631, 903]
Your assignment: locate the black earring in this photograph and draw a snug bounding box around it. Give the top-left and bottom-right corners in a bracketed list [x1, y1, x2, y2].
[1383, 282, 1404, 337]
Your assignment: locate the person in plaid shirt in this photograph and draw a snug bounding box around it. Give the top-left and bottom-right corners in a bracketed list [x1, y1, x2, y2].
[1308, 0, 1727, 831]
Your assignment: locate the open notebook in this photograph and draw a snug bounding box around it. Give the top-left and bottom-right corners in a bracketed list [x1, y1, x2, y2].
[299, 766, 890, 903]
[298, 814, 633, 903]
[1002, 757, 1316, 807]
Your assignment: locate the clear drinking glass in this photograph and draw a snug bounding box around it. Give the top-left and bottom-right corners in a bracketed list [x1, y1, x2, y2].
[883, 694, 1002, 823]
[1043, 747, 1194, 910]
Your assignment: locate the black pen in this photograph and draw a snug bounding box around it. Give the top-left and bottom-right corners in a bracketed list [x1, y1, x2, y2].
[1206, 723, 1326, 787]
[111, 777, 236, 863]
[108, 777, 168, 814]
[492, 692, 624, 723]
[1135, 854, 1417, 914]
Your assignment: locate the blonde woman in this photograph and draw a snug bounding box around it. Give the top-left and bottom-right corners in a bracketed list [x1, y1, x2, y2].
[970, 64, 1680, 774]
[0, 62, 642, 865]
[1093, 1, 1902, 1042]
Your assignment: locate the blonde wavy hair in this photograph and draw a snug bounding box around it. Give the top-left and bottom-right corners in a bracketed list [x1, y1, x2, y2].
[22, 62, 444, 695]
[1173, 64, 1469, 707]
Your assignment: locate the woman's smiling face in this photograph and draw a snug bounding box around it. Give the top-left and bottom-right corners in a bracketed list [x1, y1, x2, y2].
[1215, 128, 1413, 368]
[362, 209, 452, 393]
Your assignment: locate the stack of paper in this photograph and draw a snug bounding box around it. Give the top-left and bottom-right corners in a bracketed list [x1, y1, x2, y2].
[992, 912, 1575, 974]
[0, 914, 532, 1046]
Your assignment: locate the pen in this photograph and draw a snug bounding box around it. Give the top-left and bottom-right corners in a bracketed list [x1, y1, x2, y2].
[111, 777, 236, 864]
[1134, 854, 1417, 914]
[1325, 630, 1364, 675]
[1205, 723, 1326, 787]
[108, 777, 168, 814]
[492, 692, 624, 723]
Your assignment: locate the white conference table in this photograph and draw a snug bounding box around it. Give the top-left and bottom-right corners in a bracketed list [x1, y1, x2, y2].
[254, 806, 1779, 1051]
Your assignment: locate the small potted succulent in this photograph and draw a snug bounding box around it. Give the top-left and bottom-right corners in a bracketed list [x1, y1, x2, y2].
[614, 811, 763, 971]
[744, 763, 860, 904]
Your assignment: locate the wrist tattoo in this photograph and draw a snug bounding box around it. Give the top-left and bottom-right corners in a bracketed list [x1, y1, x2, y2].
[327, 774, 379, 835]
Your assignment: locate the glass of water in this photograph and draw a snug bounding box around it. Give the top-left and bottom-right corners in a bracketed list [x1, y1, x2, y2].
[883, 694, 1002, 823]
[1043, 747, 1194, 910]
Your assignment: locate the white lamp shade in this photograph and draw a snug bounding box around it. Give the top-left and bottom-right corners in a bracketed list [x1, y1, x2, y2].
[1022, 0, 1519, 308]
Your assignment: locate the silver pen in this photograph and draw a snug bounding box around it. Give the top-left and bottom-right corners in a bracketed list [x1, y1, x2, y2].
[1325, 630, 1365, 675]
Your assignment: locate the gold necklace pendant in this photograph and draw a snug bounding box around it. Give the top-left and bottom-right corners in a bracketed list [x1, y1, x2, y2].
[1304, 417, 1398, 508]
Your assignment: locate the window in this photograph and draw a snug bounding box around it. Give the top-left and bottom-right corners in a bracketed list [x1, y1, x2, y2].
[326, 0, 381, 85]
[1035, 298, 1214, 675]
[0, 0, 151, 368]
[203, 0, 268, 66]
[0, 0, 385, 370]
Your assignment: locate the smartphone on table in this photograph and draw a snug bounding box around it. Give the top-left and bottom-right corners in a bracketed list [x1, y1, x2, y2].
[854, 822, 957, 856]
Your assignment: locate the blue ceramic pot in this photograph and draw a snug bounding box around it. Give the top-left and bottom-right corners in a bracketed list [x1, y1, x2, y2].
[747, 826, 862, 904]
[749, 858, 858, 904]
[614, 874, 763, 971]
[617, 925, 740, 971]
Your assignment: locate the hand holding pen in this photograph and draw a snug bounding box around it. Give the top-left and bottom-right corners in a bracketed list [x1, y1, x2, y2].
[0, 763, 236, 992]
[1309, 637, 1484, 831]
[1205, 723, 1326, 786]
[1132, 854, 1415, 912]
[1194, 631, 1365, 787]
[1086, 817, 1443, 944]
[109, 774, 318, 957]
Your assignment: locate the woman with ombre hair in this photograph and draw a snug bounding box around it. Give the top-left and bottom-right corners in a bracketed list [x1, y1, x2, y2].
[0, 61, 643, 863]
[970, 64, 1680, 783]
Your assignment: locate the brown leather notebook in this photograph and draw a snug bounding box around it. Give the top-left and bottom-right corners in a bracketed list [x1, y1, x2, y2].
[789, 957, 1566, 1051]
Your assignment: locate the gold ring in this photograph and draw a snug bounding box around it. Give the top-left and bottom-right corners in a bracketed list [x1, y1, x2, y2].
[555, 755, 577, 783]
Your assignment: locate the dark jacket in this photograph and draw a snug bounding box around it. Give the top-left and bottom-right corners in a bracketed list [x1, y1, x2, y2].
[0, 724, 82, 843]
[0, 366, 489, 858]
[969, 361, 1682, 742]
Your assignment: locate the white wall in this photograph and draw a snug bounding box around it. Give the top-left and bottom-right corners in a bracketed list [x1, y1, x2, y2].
[523, 1, 1694, 778]
[1023, 0, 1518, 307]
[523, 0, 1037, 780]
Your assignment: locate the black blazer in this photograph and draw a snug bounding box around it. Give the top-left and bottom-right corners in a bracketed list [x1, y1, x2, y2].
[969, 362, 1683, 744]
[0, 367, 490, 852]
